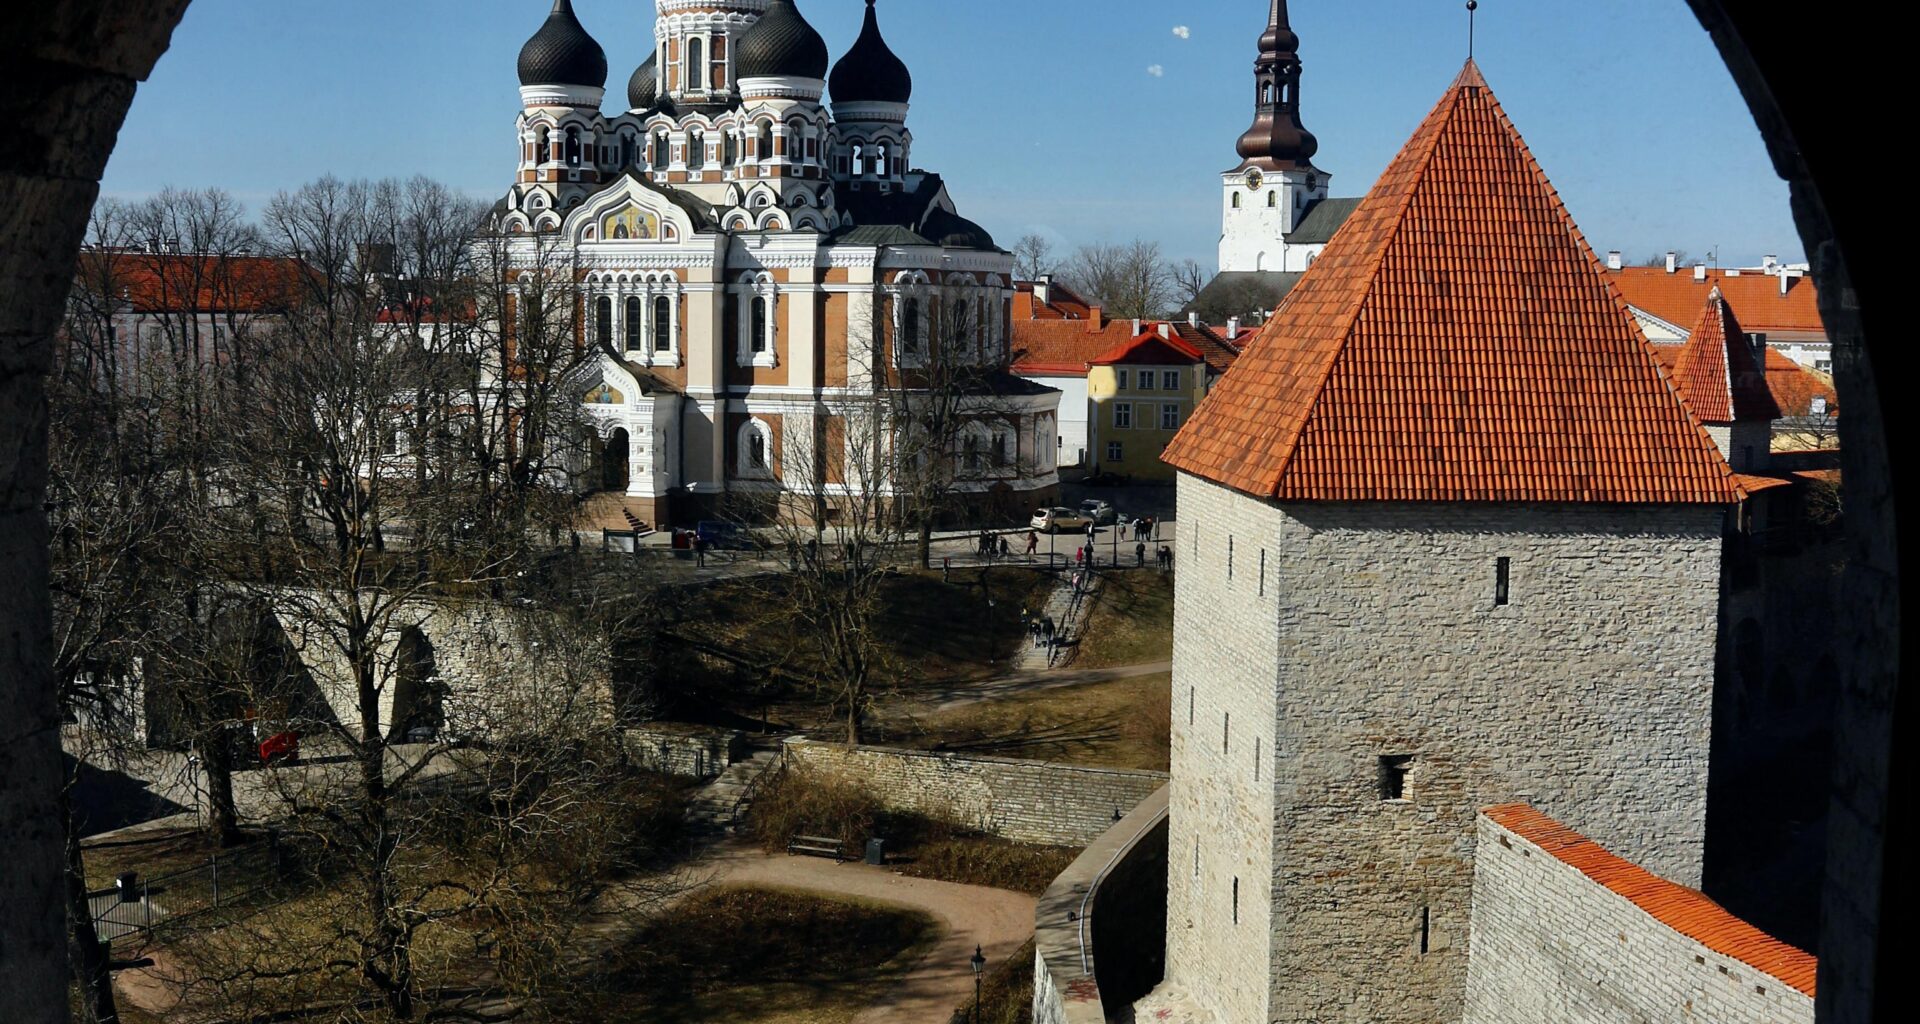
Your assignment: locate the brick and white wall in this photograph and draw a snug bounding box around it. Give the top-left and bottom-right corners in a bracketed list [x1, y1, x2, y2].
[1463, 810, 1814, 1024]
[1165, 473, 1726, 1024]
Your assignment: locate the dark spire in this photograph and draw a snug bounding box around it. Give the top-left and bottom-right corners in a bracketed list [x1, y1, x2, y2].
[517, 0, 608, 89]
[628, 51, 658, 110]
[737, 0, 830, 81]
[830, 0, 913, 106]
[1235, 0, 1318, 170]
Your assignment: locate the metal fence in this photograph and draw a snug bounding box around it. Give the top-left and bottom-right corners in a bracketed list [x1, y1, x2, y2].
[88, 834, 289, 944]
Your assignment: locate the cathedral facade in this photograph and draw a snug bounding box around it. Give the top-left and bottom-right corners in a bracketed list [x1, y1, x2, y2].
[497, 0, 1059, 525]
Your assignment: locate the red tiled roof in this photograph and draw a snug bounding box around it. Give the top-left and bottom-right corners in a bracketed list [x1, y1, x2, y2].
[1763, 349, 1838, 418]
[1612, 266, 1823, 340]
[1163, 63, 1741, 505]
[1483, 804, 1817, 997]
[1172, 322, 1242, 374]
[75, 250, 308, 314]
[1013, 280, 1094, 321]
[1670, 292, 1781, 424]
[1090, 331, 1204, 367]
[1011, 316, 1141, 377]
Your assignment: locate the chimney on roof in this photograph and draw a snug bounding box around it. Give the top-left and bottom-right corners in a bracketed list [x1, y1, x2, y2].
[1606, 250, 1622, 271]
[1780, 270, 1794, 296]
[1158, 323, 1171, 339]
[1665, 251, 1679, 274]
[1088, 305, 1104, 331]
[1694, 262, 1708, 282]
[1227, 316, 1241, 337]
[1189, 311, 1200, 327]
[1132, 317, 1142, 336]
[1035, 274, 1051, 306]
[1763, 254, 1779, 273]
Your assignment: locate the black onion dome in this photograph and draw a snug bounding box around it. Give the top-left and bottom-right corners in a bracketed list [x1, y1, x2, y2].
[736, 0, 829, 80]
[921, 207, 996, 251]
[627, 51, 658, 109]
[830, 1, 912, 105]
[517, 0, 608, 88]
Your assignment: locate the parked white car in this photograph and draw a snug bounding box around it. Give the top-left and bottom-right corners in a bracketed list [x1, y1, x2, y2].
[1032, 507, 1094, 533]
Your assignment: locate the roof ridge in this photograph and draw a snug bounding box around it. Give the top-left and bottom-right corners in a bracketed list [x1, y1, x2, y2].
[1258, 72, 1469, 495]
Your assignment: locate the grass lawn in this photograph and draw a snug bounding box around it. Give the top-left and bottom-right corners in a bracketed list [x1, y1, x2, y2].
[874, 672, 1172, 773]
[1074, 568, 1173, 669]
[558, 886, 941, 1023]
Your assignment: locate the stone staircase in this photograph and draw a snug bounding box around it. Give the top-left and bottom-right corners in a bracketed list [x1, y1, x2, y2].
[684, 746, 782, 840]
[576, 493, 656, 535]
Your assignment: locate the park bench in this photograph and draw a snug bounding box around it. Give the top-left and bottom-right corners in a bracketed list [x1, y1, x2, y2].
[786, 833, 847, 861]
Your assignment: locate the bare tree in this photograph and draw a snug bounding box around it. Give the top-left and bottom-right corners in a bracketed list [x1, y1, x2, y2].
[1062, 240, 1174, 319]
[1171, 258, 1210, 312]
[1012, 233, 1057, 282]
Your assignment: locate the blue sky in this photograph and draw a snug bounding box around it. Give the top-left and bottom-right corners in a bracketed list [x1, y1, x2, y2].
[102, 0, 1802, 268]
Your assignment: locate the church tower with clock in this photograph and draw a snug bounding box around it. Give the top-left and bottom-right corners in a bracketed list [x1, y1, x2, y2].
[1219, 0, 1333, 274]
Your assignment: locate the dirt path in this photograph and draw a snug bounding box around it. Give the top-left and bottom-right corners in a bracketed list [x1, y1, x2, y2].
[698, 842, 1036, 1024]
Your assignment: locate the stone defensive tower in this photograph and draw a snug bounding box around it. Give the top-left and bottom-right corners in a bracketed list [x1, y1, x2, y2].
[1158, 62, 1747, 1024]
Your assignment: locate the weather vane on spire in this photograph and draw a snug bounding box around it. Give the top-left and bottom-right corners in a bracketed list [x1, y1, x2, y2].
[1467, 1, 1479, 61]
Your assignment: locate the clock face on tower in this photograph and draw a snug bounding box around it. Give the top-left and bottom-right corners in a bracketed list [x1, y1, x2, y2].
[1246, 168, 1264, 191]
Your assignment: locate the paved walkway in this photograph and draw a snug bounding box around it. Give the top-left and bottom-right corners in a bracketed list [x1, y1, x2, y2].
[694, 841, 1036, 1024]
[1131, 982, 1219, 1023]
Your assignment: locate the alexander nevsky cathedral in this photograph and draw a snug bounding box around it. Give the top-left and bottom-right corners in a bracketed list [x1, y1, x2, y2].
[496, 0, 1060, 526]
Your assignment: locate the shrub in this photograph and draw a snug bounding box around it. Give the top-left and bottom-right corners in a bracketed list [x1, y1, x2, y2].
[748, 765, 883, 854]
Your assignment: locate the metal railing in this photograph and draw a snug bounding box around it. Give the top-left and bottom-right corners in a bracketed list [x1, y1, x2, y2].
[88, 835, 288, 945]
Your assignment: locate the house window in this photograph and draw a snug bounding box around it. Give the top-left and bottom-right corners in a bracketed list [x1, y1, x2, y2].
[1116, 369, 1129, 390]
[1495, 557, 1511, 607]
[653, 295, 673, 353]
[1163, 370, 1180, 390]
[595, 296, 612, 348]
[737, 419, 774, 478]
[688, 129, 705, 171]
[993, 431, 1011, 468]
[1106, 442, 1123, 463]
[652, 132, 669, 168]
[901, 296, 922, 355]
[964, 434, 983, 474]
[1113, 403, 1132, 429]
[1380, 755, 1413, 801]
[1161, 404, 1180, 430]
[624, 296, 643, 351]
[1267, 191, 1278, 208]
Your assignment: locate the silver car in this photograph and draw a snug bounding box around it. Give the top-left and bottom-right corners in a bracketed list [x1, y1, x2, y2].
[1078, 499, 1118, 526]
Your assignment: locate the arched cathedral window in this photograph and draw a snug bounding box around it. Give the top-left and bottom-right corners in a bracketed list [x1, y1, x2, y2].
[1268, 191, 1278, 208]
[688, 129, 705, 171]
[595, 296, 613, 348]
[686, 37, 706, 92]
[652, 132, 669, 169]
[625, 297, 643, 351]
[757, 122, 774, 160]
[653, 295, 673, 353]
[1232, 193, 1241, 209]
[564, 127, 581, 167]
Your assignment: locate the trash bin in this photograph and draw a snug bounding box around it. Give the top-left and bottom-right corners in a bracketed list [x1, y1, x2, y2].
[864, 838, 886, 866]
[117, 872, 140, 904]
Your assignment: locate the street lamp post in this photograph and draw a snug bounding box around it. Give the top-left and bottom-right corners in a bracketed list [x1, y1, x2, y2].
[971, 944, 987, 1023]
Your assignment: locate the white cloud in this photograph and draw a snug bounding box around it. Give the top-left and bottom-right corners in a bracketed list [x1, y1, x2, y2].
[1146, 64, 1165, 77]
[1173, 26, 1191, 40]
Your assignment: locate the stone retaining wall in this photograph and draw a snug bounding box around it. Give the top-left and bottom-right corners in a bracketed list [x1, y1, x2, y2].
[621, 727, 745, 780]
[1033, 786, 1169, 1024]
[782, 739, 1166, 847]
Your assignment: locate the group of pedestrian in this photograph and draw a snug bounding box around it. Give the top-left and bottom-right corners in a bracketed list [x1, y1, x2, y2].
[1156, 545, 1174, 571]
[1128, 515, 1157, 541]
[1021, 608, 1058, 649]
[976, 529, 1011, 560]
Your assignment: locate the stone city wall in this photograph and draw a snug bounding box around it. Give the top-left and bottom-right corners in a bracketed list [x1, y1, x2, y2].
[1463, 806, 1815, 1024]
[620, 727, 745, 780]
[1033, 786, 1169, 1024]
[1166, 475, 1727, 1024]
[782, 739, 1166, 847]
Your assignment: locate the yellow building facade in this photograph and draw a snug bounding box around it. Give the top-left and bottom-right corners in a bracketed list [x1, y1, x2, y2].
[1086, 331, 1210, 482]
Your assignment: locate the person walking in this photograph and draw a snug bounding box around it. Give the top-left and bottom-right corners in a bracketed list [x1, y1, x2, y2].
[694, 535, 707, 568]
[1025, 530, 1039, 559]
[999, 535, 1011, 559]
[1136, 540, 1146, 567]
[1148, 516, 1159, 542]
[1043, 614, 1057, 648]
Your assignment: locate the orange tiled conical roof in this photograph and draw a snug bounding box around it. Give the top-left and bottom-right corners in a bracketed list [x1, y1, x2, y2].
[1163, 63, 1741, 505]
[1671, 290, 1783, 424]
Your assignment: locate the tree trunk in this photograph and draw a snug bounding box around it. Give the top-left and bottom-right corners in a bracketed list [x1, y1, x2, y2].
[917, 518, 933, 571]
[64, 793, 119, 1024]
[195, 731, 242, 847]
